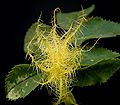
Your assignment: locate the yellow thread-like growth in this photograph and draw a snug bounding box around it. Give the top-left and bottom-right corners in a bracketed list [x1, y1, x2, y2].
[26, 8, 86, 104]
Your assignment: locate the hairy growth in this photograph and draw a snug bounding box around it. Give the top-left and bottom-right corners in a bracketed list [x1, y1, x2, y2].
[26, 8, 86, 104]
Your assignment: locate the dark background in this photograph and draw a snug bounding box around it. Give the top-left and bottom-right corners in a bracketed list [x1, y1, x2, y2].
[1, 0, 120, 105]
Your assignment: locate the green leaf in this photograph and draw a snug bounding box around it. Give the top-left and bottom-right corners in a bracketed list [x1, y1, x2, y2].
[77, 17, 120, 43]
[24, 23, 36, 53]
[24, 23, 51, 52]
[64, 91, 77, 105]
[73, 59, 120, 87]
[81, 47, 120, 66]
[5, 64, 40, 100]
[57, 5, 95, 29]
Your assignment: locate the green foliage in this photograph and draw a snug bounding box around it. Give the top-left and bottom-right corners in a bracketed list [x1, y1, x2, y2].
[81, 47, 120, 66]
[73, 59, 120, 87]
[5, 4, 120, 104]
[24, 23, 36, 53]
[24, 23, 51, 52]
[57, 5, 95, 29]
[63, 91, 77, 105]
[76, 17, 120, 43]
[5, 64, 40, 100]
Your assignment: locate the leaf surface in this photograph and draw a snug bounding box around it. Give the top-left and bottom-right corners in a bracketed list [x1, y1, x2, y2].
[77, 17, 120, 43]
[73, 59, 120, 87]
[5, 64, 40, 100]
[57, 5, 95, 29]
[81, 47, 120, 66]
[24, 23, 51, 52]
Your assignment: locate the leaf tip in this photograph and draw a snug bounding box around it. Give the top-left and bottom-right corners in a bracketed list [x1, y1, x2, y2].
[6, 88, 21, 101]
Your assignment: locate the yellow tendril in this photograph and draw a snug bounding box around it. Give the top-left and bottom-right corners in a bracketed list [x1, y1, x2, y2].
[26, 8, 87, 105]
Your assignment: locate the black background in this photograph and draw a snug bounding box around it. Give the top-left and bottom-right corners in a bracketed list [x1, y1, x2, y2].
[1, 0, 120, 105]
